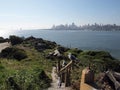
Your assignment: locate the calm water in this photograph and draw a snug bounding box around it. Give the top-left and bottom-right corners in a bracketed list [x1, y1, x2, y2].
[2, 30, 120, 59]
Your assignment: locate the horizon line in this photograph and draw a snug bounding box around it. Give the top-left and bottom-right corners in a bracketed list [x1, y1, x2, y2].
[0, 22, 120, 30]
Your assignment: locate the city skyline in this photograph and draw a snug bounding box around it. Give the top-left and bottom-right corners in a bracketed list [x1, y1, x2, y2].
[0, 0, 120, 30]
[51, 22, 120, 31]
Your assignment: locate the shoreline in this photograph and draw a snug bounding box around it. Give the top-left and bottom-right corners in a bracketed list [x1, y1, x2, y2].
[1, 30, 120, 60]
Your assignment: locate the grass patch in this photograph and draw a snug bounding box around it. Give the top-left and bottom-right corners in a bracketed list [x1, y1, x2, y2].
[0, 44, 53, 90]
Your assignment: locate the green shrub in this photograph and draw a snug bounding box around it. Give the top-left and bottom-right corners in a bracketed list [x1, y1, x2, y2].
[6, 69, 51, 90]
[67, 48, 83, 57]
[9, 35, 23, 45]
[0, 37, 6, 43]
[0, 47, 27, 61]
[78, 50, 120, 73]
[80, 51, 113, 59]
[0, 64, 5, 71]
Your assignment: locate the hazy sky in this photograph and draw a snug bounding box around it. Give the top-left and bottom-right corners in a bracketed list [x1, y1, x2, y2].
[0, 0, 120, 29]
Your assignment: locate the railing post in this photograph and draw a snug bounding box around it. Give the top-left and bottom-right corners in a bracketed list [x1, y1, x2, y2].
[65, 68, 68, 87]
[58, 61, 73, 87]
[65, 67, 71, 87]
[67, 67, 71, 86]
[61, 72, 65, 83]
[57, 59, 61, 72]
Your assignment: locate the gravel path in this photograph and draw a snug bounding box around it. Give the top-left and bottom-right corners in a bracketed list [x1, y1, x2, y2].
[0, 42, 10, 52]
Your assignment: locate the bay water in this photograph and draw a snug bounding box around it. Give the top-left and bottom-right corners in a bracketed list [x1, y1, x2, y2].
[2, 30, 120, 59]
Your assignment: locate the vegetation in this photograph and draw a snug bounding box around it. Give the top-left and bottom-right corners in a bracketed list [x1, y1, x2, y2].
[0, 37, 8, 43]
[68, 50, 120, 90]
[0, 59, 51, 90]
[0, 37, 53, 89]
[0, 36, 120, 90]
[0, 47, 27, 61]
[6, 68, 51, 90]
[78, 50, 120, 72]
[9, 35, 24, 45]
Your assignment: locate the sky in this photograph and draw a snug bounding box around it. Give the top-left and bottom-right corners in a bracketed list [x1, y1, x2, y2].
[0, 0, 120, 30]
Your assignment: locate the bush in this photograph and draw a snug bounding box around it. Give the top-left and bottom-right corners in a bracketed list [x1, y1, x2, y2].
[9, 35, 23, 45]
[0, 47, 27, 61]
[0, 37, 6, 43]
[78, 50, 120, 73]
[6, 69, 51, 90]
[80, 51, 113, 59]
[0, 64, 5, 71]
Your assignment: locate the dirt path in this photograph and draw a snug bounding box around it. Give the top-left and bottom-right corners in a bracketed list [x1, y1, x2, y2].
[0, 42, 10, 52]
[48, 67, 72, 90]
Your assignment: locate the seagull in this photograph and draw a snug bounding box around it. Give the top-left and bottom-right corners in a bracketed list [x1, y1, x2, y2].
[62, 60, 66, 67]
[68, 53, 77, 61]
[53, 49, 61, 57]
